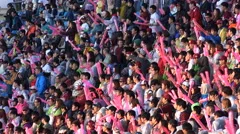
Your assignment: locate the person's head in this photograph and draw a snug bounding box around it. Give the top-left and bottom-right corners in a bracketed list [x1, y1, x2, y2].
[125, 90, 135, 102]
[82, 72, 91, 80]
[7, 3, 13, 9]
[209, 90, 218, 101]
[210, 26, 218, 35]
[150, 79, 160, 90]
[221, 86, 232, 97]
[151, 114, 161, 125]
[176, 99, 187, 111]
[192, 105, 201, 115]
[204, 13, 212, 22]
[149, 62, 160, 75]
[55, 116, 65, 127]
[9, 110, 17, 119]
[140, 112, 150, 123]
[34, 98, 42, 107]
[168, 16, 175, 24]
[205, 103, 215, 116]
[35, 67, 42, 75]
[41, 115, 50, 124]
[71, 120, 80, 131]
[127, 0, 134, 7]
[72, 102, 80, 112]
[131, 26, 139, 35]
[116, 110, 125, 119]
[121, 0, 127, 4]
[221, 2, 229, 11]
[221, 98, 231, 110]
[161, 80, 170, 90]
[228, 28, 237, 36]
[182, 122, 193, 134]
[106, 106, 117, 115]
[11, 11, 17, 17]
[126, 110, 135, 120]
[214, 110, 224, 120]
[149, 5, 157, 14]
[168, 119, 178, 131]
[141, 3, 148, 11]
[92, 103, 101, 114]
[189, 1, 196, 10]
[234, 4, 240, 14]
[149, 97, 159, 108]
[17, 95, 24, 103]
[84, 100, 93, 110]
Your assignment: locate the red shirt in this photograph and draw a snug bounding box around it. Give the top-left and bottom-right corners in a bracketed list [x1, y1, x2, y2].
[189, 7, 202, 25]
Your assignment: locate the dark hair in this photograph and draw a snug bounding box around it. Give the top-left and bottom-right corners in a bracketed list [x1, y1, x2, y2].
[182, 122, 192, 131]
[221, 2, 229, 8]
[214, 110, 224, 117]
[150, 5, 156, 11]
[222, 86, 232, 96]
[42, 115, 50, 122]
[132, 26, 140, 33]
[125, 90, 135, 99]
[209, 90, 218, 96]
[85, 100, 93, 107]
[151, 113, 161, 122]
[168, 119, 178, 128]
[176, 99, 187, 109]
[228, 28, 237, 35]
[193, 106, 201, 115]
[117, 110, 125, 117]
[141, 112, 150, 120]
[127, 110, 136, 117]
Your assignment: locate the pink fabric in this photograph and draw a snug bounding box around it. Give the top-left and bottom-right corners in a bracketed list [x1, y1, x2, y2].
[49, 25, 61, 36]
[203, 109, 212, 131]
[229, 110, 236, 134]
[192, 114, 208, 130]
[200, 73, 207, 83]
[133, 21, 149, 26]
[205, 71, 211, 85]
[141, 42, 152, 59]
[25, 127, 33, 134]
[156, 20, 167, 31]
[96, 62, 103, 75]
[134, 13, 147, 22]
[99, 29, 108, 48]
[88, 13, 98, 24]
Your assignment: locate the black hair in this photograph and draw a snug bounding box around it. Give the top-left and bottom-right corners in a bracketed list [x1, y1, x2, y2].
[176, 99, 187, 109]
[141, 112, 150, 120]
[222, 86, 232, 96]
[127, 110, 136, 117]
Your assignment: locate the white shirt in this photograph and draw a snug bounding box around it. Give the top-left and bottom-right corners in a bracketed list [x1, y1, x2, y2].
[149, 12, 161, 33]
[41, 63, 52, 73]
[141, 121, 152, 134]
[188, 59, 194, 70]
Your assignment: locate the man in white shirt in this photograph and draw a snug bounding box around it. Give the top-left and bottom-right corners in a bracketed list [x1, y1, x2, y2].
[40, 57, 52, 73]
[140, 112, 152, 134]
[149, 5, 161, 34]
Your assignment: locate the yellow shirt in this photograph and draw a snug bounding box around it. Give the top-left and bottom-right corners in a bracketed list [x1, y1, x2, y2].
[96, 0, 104, 14]
[219, 27, 227, 43]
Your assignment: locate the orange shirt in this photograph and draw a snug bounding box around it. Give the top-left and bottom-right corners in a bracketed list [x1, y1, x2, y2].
[27, 25, 36, 38]
[229, 23, 236, 29]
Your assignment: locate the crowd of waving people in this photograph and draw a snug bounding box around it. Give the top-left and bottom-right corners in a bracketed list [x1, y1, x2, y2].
[0, 0, 240, 133]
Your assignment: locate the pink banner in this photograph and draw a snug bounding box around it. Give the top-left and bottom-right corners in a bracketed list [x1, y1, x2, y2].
[134, 13, 147, 22]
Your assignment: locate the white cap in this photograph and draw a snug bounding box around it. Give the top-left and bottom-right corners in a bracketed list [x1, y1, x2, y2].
[182, 81, 189, 87]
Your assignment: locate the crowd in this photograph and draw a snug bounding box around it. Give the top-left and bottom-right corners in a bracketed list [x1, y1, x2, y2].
[0, 0, 239, 133]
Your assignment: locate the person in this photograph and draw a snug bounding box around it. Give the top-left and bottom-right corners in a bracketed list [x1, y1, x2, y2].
[148, 5, 160, 34]
[35, 67, 48, 97]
